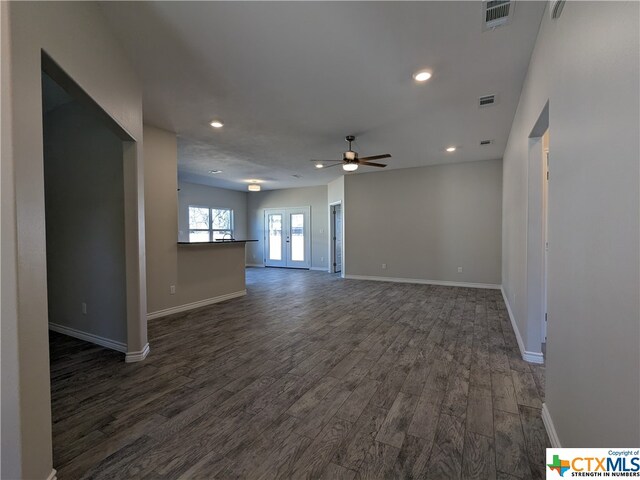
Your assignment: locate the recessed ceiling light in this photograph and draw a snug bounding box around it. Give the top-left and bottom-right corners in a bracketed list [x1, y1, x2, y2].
[413, 70, 432, 82]
[315, 163, 324, 169]
[208, 169, 222, 174]
[446, 146, 457, 152]
[210, 120, 224, 128]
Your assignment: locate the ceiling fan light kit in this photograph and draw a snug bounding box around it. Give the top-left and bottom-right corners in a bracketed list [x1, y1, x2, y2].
[310, 135, 391, 172]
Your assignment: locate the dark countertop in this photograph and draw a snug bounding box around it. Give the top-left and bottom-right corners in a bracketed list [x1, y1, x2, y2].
[177, 239, 258, 245]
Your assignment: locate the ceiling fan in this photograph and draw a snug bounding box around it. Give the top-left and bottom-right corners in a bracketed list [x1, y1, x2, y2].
[311, 135, 391, 172]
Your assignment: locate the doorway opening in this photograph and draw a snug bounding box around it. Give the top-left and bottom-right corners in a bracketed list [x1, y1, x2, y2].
[42, 55, 140, 472]
[525, 101, 550, 361]
[42, 65, 132, 353]
[542, 129, 549, 347]
[330, 202, 342, 274]
[264, 207, 311, 268]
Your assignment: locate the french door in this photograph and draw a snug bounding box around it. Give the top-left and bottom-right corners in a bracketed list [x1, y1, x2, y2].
[264, 207, 310, 268]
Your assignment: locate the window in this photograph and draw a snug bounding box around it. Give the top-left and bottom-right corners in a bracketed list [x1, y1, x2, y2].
[188, 206, 233, 241]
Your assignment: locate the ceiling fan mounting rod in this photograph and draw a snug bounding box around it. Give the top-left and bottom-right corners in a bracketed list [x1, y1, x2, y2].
[345, 135, 355, 151]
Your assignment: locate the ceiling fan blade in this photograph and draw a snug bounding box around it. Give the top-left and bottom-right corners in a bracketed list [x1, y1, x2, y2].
[360, 161, 387, 168]
[359, 154, 391, 161]
[310, 159, 342, 162]
[322, 162, 344, 168]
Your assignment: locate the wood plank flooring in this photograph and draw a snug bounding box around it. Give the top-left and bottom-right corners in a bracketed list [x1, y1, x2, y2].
[50, 267, 549, 479]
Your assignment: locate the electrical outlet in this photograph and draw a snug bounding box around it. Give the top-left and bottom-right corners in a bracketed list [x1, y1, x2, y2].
[382, 263, 387, 270]
[457, 267, 463, 273]
[170, 285, 176, 295]
[82, 302, 87, 315]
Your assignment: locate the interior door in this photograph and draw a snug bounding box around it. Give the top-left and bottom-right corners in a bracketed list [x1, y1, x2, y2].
[264, 207, 310, 268]
[543, 150, 549, 341]
[332, 204, 342, 273]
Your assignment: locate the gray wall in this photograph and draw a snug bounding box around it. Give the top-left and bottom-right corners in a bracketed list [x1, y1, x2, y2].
[44, 101, 127, 344]
[344, 160, 502, 285]
[1, 3, 21, 476]
[144, 125, 178, 314]
[328, 175, 344, 204]
[247, 186, 328, 269]
[502, 2, 639, 445]
[144, 125, 247, 315]
[178, 181, 248, 242]
[2, 2, 144, 478]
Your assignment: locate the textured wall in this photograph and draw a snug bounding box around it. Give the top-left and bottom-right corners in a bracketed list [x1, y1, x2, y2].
[344, 160, 502, 285]
[502, 2, 639, 445]
[44, 101, 127, 344]
[3, 2, 144, 477]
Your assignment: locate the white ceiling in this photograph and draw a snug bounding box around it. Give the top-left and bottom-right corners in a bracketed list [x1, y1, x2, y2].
[99, 1, 545, 191]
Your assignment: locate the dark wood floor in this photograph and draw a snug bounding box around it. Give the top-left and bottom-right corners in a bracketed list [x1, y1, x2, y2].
[50, 267, 548, 479]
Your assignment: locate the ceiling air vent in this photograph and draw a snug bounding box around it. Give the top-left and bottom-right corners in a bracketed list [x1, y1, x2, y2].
[480, 139, 494, 146]
[482, 0, 514, 31]
[550, 0, 565, 19]
[479, 94, 496, 107]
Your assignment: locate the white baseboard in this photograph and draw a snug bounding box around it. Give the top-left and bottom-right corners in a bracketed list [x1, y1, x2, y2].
[310, 267, 328, 272]
[245, 263, 264, 268]
[125, 343, 150, 363]
[46, 468, 57, 480]
[147, 290, 247, 320]
[522, 350, 544, 363]
[542, 403, 561, 447]
[48, 322, 127, 353]
[344, 274, 500, 290]
[500, 287, 545, 364]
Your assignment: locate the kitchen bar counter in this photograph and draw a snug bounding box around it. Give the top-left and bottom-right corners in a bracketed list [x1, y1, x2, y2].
[177, 239, 258, 245]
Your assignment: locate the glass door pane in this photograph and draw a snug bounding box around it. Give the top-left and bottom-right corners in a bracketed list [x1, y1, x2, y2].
[268, 214, 283, 261]
[290, 213, 304, 262]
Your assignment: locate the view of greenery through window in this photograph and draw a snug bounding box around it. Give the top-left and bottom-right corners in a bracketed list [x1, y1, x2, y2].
[188, 206, 233, 241]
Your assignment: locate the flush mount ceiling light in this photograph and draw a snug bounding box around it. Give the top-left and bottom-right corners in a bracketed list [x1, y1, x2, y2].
[413, 70, 432, 82]
[247, 179, 262, 192]
[446, 146, 457, 152]
[208, 169, 222, 174]
[209, 120, 224, 128]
